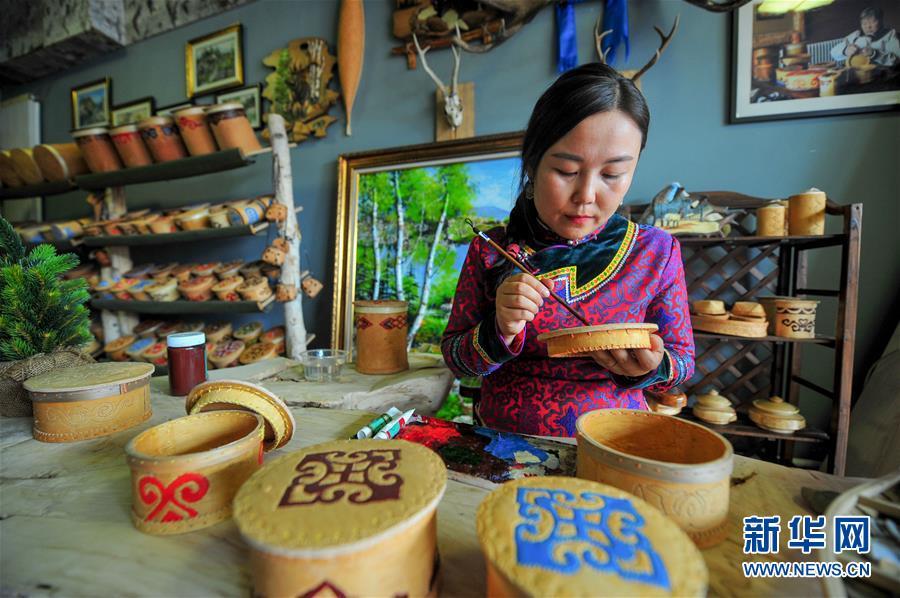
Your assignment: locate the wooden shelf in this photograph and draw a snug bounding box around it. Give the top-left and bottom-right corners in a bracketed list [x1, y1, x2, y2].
[92, 296, 275, 314]
[75, 148, 257, 190]
[679, 410, 829, 444]
[82, 222, 269, 247]
[678, 234, 846, 250]
[0, 180, 76, 200]
[694, 332, 837, 347]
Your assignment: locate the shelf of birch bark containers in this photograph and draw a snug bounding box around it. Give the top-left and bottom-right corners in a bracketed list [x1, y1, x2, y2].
[678, 234, 846, 250]
[0, 180, 76, 199]
[678, 409, 829, 443]
[74, 147, 273, 190]
[91, 296, 275, 314]
[693, 331, 836, 346]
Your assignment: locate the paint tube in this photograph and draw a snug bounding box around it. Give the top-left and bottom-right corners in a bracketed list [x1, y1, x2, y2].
[373, 409, 415, 440]
[351, 406, 402, 439]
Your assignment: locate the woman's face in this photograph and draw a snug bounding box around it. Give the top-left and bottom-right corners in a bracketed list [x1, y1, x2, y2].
[861, 16, 880, 36]
[531, 110, 643, 241]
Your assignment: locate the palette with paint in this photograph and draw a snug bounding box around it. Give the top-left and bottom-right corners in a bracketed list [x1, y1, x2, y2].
[395, 416, 575, 489]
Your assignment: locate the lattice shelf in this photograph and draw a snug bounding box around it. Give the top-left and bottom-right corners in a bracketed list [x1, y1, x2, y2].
[626, 192, 862, 476]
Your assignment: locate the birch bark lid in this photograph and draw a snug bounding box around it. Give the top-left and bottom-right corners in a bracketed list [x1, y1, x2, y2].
[338, 0, 365, 135]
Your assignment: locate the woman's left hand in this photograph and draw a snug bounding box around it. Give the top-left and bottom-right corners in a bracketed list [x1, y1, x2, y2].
[590, 333, 665, 378]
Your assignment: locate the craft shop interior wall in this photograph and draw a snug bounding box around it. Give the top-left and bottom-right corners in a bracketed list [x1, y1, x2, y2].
[1, 0, 898, 417]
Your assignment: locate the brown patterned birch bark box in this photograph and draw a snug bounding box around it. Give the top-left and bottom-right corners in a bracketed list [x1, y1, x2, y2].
[353, 300, 410, 374]
[476, 476, 707, 597]
[233, 439, 446, 597]
[24, 362, 153, 443]
[576, 409, 734, 548]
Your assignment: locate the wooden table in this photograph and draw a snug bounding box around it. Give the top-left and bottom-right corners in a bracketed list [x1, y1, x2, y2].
[0, 372, 861, 597]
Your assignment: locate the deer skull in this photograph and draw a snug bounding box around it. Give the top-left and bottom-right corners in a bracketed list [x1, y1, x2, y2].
[413, 29, 464, 129]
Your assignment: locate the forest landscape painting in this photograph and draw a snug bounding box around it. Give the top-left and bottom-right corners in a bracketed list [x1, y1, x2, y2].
[333, 134, 523, 354]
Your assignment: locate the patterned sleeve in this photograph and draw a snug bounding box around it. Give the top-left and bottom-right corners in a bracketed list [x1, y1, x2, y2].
[610, 236, 695, 391]
[441, 234, 524, 378]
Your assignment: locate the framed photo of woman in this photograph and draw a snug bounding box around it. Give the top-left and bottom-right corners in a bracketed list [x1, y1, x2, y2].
[185, 24, 244, 98]
[332, 132, 523, 353]
[71, 78, 111, 129]
[732, 0, 900, 122]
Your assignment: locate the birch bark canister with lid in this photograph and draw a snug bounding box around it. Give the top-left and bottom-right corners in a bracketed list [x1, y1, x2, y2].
[477, 476, 708, 597]
[233, 439, 446, 597]
[32, 143, 88, 181]
[206, 103, 262, 154]
[23, 362, 154, 443]
[109, 124, 153, 168]
[138, 116, 188, 163]
[173, 106, 218, 156]
[576, 409, 734, 548]
[788, 188, 826, 235]
[71, 127, 123, 173]
[353, 300, 409, 374]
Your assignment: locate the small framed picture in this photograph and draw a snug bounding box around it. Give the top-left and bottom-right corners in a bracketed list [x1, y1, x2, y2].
[216, 84, 263, 128]
[156, 100, 194, 118]
[186, 24, 244, 98]
[71, 78, 111, 129]
[111, 97, 155, 126]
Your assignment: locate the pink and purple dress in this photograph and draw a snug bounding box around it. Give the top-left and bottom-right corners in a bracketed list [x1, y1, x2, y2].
[441, 214, 694, 437]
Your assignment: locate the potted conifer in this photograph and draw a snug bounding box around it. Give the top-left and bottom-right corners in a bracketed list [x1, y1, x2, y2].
[0, 216, 93, 416]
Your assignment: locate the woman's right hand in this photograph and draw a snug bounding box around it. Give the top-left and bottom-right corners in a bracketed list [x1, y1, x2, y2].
[495, 273, 552, 345]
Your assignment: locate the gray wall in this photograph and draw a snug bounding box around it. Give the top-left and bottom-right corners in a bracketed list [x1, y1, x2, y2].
[2, 0, 898, 423]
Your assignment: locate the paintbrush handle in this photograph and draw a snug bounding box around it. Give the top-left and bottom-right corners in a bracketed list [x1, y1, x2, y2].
[466, 220, 590, 327]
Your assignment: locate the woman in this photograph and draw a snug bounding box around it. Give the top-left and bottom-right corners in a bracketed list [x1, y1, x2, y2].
[440, 63, 693, 437]
[831, 7, 899, 68]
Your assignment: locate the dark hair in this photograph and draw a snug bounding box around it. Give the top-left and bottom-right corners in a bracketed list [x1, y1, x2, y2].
[505, 63, 650, 245]
[860, 7, 882, 22]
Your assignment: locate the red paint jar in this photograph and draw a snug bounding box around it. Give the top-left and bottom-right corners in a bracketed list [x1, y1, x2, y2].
[166, 331, 207, 396]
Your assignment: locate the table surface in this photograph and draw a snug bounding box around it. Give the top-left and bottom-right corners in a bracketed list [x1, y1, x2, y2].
[0, 370, 862, 597]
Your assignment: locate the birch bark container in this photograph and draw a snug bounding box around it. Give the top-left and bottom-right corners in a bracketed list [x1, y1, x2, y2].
[138, 116, 188, 163]
[23, 362, 153, 443]
[174, 107, 218, 156]
[477, 475, 708, 597]
[207, 103, 261, 154]
[9, 148, 45, 185]
[72, 127, 123, 173]
[576, 409, 734, 548]
[109, 125, 153, 168]
[353, 300, 409, 374]
[233, 439, 446, 598]
[788, 188, 826, 235]
[774, 298, 818, 338]
[32, 143, 88, 181]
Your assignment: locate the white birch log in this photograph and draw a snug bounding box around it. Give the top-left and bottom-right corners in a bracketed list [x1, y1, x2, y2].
[391, 171, 406, 300]
[408, 190, 449, 348]
[101, 186, 137, 341]
[269, 114, 307, 358]
[372, 187, 382, 300]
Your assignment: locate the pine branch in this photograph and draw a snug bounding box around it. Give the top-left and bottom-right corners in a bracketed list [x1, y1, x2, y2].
[0, 216, 26, 266]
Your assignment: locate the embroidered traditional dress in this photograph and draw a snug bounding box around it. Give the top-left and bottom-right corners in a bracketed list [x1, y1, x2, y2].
[441, 214, 694, 437]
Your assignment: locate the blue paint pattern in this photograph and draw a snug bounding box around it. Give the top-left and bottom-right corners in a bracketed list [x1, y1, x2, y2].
[475, 428, 549, 463]
[514, 488, 670, 590]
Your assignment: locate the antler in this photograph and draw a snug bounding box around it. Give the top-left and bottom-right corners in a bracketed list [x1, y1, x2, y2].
[594, 24, 613, 64]
[631, 15, 680, 83]
[450, 26, 462, 94]
[412, 33, 448, 93]
[682, 0, 752, 12]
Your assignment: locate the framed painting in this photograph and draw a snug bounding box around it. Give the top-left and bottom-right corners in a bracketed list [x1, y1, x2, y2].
[332, 132, 524, 353]
[186, 23, 244, 97]
[216, 83, 262, 128]
[110, 96, 155, 126]
[732, 0, 900, 122]
[71, 77, 111, 129]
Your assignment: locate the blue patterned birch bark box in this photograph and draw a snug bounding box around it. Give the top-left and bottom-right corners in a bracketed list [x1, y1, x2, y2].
[476, 476, 707, 596]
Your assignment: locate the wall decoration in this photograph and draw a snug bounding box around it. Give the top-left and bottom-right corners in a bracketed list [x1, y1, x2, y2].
[262, 37, 339, 143]
[732, 1, 900, 123]
[111, 97, 155, 126]
[332, 132, 522, 353]
[186, 24, 244, 97]
[595, 15, 679, 88]
[216, 84, 263, 129]
[390, 0, 553, 67]
[338, 0, 365, 135]
[156, 100, 194, 117]
[412, 28, 475, 141]
[637, 183, 745, 237]
[71, 77, 111, 129]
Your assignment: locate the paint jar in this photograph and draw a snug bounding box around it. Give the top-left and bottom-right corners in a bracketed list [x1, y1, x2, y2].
[756, 202, 786, 237]
[207, 103, 262, 154]
[167, 331, 207, 396]
[174, 107, 218, 156]
[353, 300, 410, 374]
[110, 124, 153, 168]
[32, 143, 88, 181]
[72, 128, 123, 173]
[788, 188, 826, 236]
[138, 116, 188, 163]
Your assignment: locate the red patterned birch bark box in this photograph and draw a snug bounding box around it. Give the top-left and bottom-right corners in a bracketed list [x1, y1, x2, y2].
[233, 439, 446, 597]
[353, 300, 409, 374]
[476, 476, 708, 597]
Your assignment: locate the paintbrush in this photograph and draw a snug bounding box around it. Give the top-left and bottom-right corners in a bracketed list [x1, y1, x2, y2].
[464, 218, 590, 326]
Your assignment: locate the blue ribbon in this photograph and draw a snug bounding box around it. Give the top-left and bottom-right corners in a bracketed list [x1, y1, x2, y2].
[555, 0, 582, 73]
[601, 0, 629, 65]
